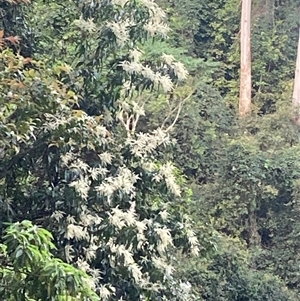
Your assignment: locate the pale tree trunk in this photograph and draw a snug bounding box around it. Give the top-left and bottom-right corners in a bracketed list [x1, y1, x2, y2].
[247, 206, 260, 248]
[292, 28, 300, 125]
[239, 0, 252, 117]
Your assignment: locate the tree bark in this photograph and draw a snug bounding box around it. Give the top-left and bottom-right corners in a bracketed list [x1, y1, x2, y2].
[292, 28, 300, 125]
[239, 0, 252, 117]
[247, 206, 260, 248]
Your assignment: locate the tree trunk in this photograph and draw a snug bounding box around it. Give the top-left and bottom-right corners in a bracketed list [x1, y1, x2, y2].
[247, 206, 260, 248]
[239, 0, 252, 117]
[292, 28, 300, 125]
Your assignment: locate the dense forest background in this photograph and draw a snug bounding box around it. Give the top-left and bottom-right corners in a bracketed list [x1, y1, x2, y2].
[1, 0, 300, 300]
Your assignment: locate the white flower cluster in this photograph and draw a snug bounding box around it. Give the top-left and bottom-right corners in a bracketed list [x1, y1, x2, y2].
[155, 226, 174, 253]
[120, 60, 173, 92]
[106, 19, 135, 47]
[119, 49, 188, 95]
[56, 140, 191, 292]
[141, 0, 170, 37]
[183, 216, 200, 256]
[111, 0, 128, 7]
[159, 162, 181, 197]
[127, 128, 171, 158]
[54, 209, 104, 289]
[73, 16, 97, 33]
[106, 207, 177, 289]
[161, 53, 189, 81]
[96, 166, 139, 202]
[109, 0, 170, 39]
[44, 110, 109, 145]
[108, 239, 144, 283]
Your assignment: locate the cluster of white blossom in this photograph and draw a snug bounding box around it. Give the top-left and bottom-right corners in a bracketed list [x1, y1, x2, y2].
[120, 59, 174, 92]
[77, 0, 170, 46]
[73, 16, 97, 33]
[51, 207, 104, 289]
[159, 162, 182, 197]
[126, 128, 171, 157]
[111, 0, 128, 7]
[96, 166, 139, 201]
[141, 0, 170, 37]
[106, 19, 135, 47]
[48, 131, 197, 300]
[110, 0, 170, 38]
[182, 215, 200, 256]
[161, 53, 189, 81]
[106, 208, 177, 291]
[44, 110, 109, 144]
[54, 134, 194, 296]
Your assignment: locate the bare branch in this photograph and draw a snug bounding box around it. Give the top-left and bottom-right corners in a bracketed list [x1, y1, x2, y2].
[162, 89, 196, 132]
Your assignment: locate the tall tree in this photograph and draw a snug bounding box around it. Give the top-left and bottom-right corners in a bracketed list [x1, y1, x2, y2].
[292, 27, 300, 124]
[239, 0, 252, 116]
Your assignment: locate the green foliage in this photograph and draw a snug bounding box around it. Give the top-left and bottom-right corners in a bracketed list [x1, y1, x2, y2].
[176, 235, 298, 301]
[0, 220, 98, 301]
[157, 0, 201, 52]
[2, 0, 300, 299]
[172, 98, 300, 294]
[0, 0, 35, 57]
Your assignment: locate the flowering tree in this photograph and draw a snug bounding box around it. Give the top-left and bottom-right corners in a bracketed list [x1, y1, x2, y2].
[0, 1, 199, 300]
